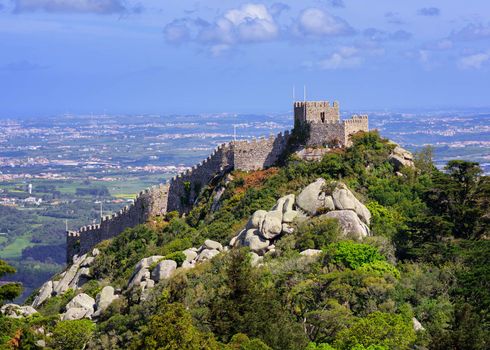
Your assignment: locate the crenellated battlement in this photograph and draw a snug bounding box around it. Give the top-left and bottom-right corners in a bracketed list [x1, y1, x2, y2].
[67, 100, 368, 262]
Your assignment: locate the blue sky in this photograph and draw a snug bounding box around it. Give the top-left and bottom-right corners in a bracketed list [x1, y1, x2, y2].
[1, 0, 490, 117]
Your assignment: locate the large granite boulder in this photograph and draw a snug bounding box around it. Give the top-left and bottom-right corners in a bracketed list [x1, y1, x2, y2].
[242, 229, 270, 254]
[389, 145, 414, 170]
[331, 183, 371, 225]
[94, 286, 118, 317]
[260, 210, 283, 239]
[32, 281, 53, 308]
[196, 249, 220, 262]
[247, 210, 267, 230]
[183, 248, 198, 262]
[323, 210, 370, 239]
[296, 178, 331, 215]
[62, 307, 93, 321]
[66, 293, 95, 311]
[128, 266, 151, 289]
[151, 260, 177, 282]
[204, 239, 223, 251]
[53, 254, 87, 295]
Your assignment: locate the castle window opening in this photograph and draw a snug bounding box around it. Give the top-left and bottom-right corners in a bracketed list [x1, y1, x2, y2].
[320, 112, 325, 123]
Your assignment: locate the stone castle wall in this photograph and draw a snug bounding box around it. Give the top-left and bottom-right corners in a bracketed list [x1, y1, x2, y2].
[343, 115, 369, 146]
[66, 101, 368, 262]
[233, 131, 290, 171]
[67, 184, 169, 259]
[166, 143, 234, 214]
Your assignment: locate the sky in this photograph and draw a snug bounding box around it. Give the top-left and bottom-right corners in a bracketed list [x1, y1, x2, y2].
[1, 0, 490, 117]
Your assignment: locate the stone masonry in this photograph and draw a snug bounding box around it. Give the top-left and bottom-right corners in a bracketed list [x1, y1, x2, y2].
[66, 101, 368, 262]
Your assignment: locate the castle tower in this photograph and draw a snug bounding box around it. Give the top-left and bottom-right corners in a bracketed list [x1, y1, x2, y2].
[294, 100, 340, 127]
[293, 100, 368, 148]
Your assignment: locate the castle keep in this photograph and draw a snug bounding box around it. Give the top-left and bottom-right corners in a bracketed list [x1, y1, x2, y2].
[66, 101, 368, 261]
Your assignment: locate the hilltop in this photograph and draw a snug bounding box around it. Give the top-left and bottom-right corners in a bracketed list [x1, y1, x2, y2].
[0, 130, 488, 350]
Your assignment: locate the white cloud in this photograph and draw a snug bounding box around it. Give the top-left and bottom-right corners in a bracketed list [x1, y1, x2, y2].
[13, 0, 128, 14]
[458, 52, 490, 70]
[198, 3, 279, 45]
[318, 46, 362, 70]
[163, 19, 191, 45]
[296, 8, 354, 37]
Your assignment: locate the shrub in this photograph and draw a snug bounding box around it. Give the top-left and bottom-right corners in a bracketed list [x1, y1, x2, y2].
[50, 319, 95, 350]
[358, 261, 400, 279]
[294, 216, 341, 251]
[326, 241, 385, 270]
[334, 312, 415, 350]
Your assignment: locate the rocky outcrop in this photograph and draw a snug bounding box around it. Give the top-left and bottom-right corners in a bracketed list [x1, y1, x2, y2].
[32, 281, 53, 309]
[93, 286, 119, 317]
[323, 210, 370, 239]
[389, 145, 414, 170]
[62, 293, 95, 320]
[151, 260, 177, 282]
[331, 183, 371, 225]
[296, 178, 331, 215]
[300, 249, 323, 257]
[1, 304, 37, 318]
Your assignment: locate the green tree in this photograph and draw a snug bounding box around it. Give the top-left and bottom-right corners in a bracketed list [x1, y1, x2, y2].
[325, 242, 385, 270]
[334, 312, 415, 350]
[0, 260, 22, 305]
[131, 302, 219, 350]
[50, 319, 95, 350]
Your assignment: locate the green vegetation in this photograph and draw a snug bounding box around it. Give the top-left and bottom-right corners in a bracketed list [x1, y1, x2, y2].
[1, 131, 489, 349]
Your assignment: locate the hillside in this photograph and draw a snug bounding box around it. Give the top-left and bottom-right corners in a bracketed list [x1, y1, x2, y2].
[0, 131, 489, 350]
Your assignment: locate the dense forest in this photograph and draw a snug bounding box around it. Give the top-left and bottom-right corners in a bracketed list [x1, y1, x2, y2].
[0, 132, 488, 349]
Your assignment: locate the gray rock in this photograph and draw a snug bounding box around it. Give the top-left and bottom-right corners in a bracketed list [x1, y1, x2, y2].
[242, 229, 270, 254]
[323, 210, 370, 239]
[296, 178, 327, 215]
[211, 186, 225, 212]
[204, 239, 223, 251]
[282, 210, 299, 223]
[151, 260, 177, 282]
[196, 248, 220, 262]
[32, 281, 53, 308]
[68, 267, 91, 290]
[36, 340, 46, 348]
[282, 223, 294, 234]
[300, 249, 323, 257]
[412, 317, 425, 331]
[66, 293, 95, 311]
[62, 307, 92, 321]
[128, 267, 150, 289]
[324, 195, 335, 211]
[1, 304, 37, 318]
[281, 194, 296, 213]
[247, 210, 268, 229]
[92, 248, 100, 256]
[81, 256, 95, 267]
[332, 183, 371, 225]
[183, 248, 198, 262]
[389, 146, 415, 170]
[229, 234, 240, 247]
[135, 255, 164, 271]
[53, 259, 83, 295]
[95, 286, 118, 314]
[260, 210, 283, 239]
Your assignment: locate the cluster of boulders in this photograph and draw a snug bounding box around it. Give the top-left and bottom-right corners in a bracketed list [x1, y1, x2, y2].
[127, 239, 225, 294]
[61, 286, 119, 321]
[230, 179, 371, 257]
[20, 178, 372, 322]
[389, 144, 415, 170]
[31, 248, 100, 309]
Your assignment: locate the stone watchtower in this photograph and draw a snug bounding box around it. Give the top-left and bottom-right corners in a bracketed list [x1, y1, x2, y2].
[293, 100, 368, 147]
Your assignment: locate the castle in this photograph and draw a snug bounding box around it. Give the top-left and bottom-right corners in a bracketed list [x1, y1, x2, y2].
[66, 101, 368, 261]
